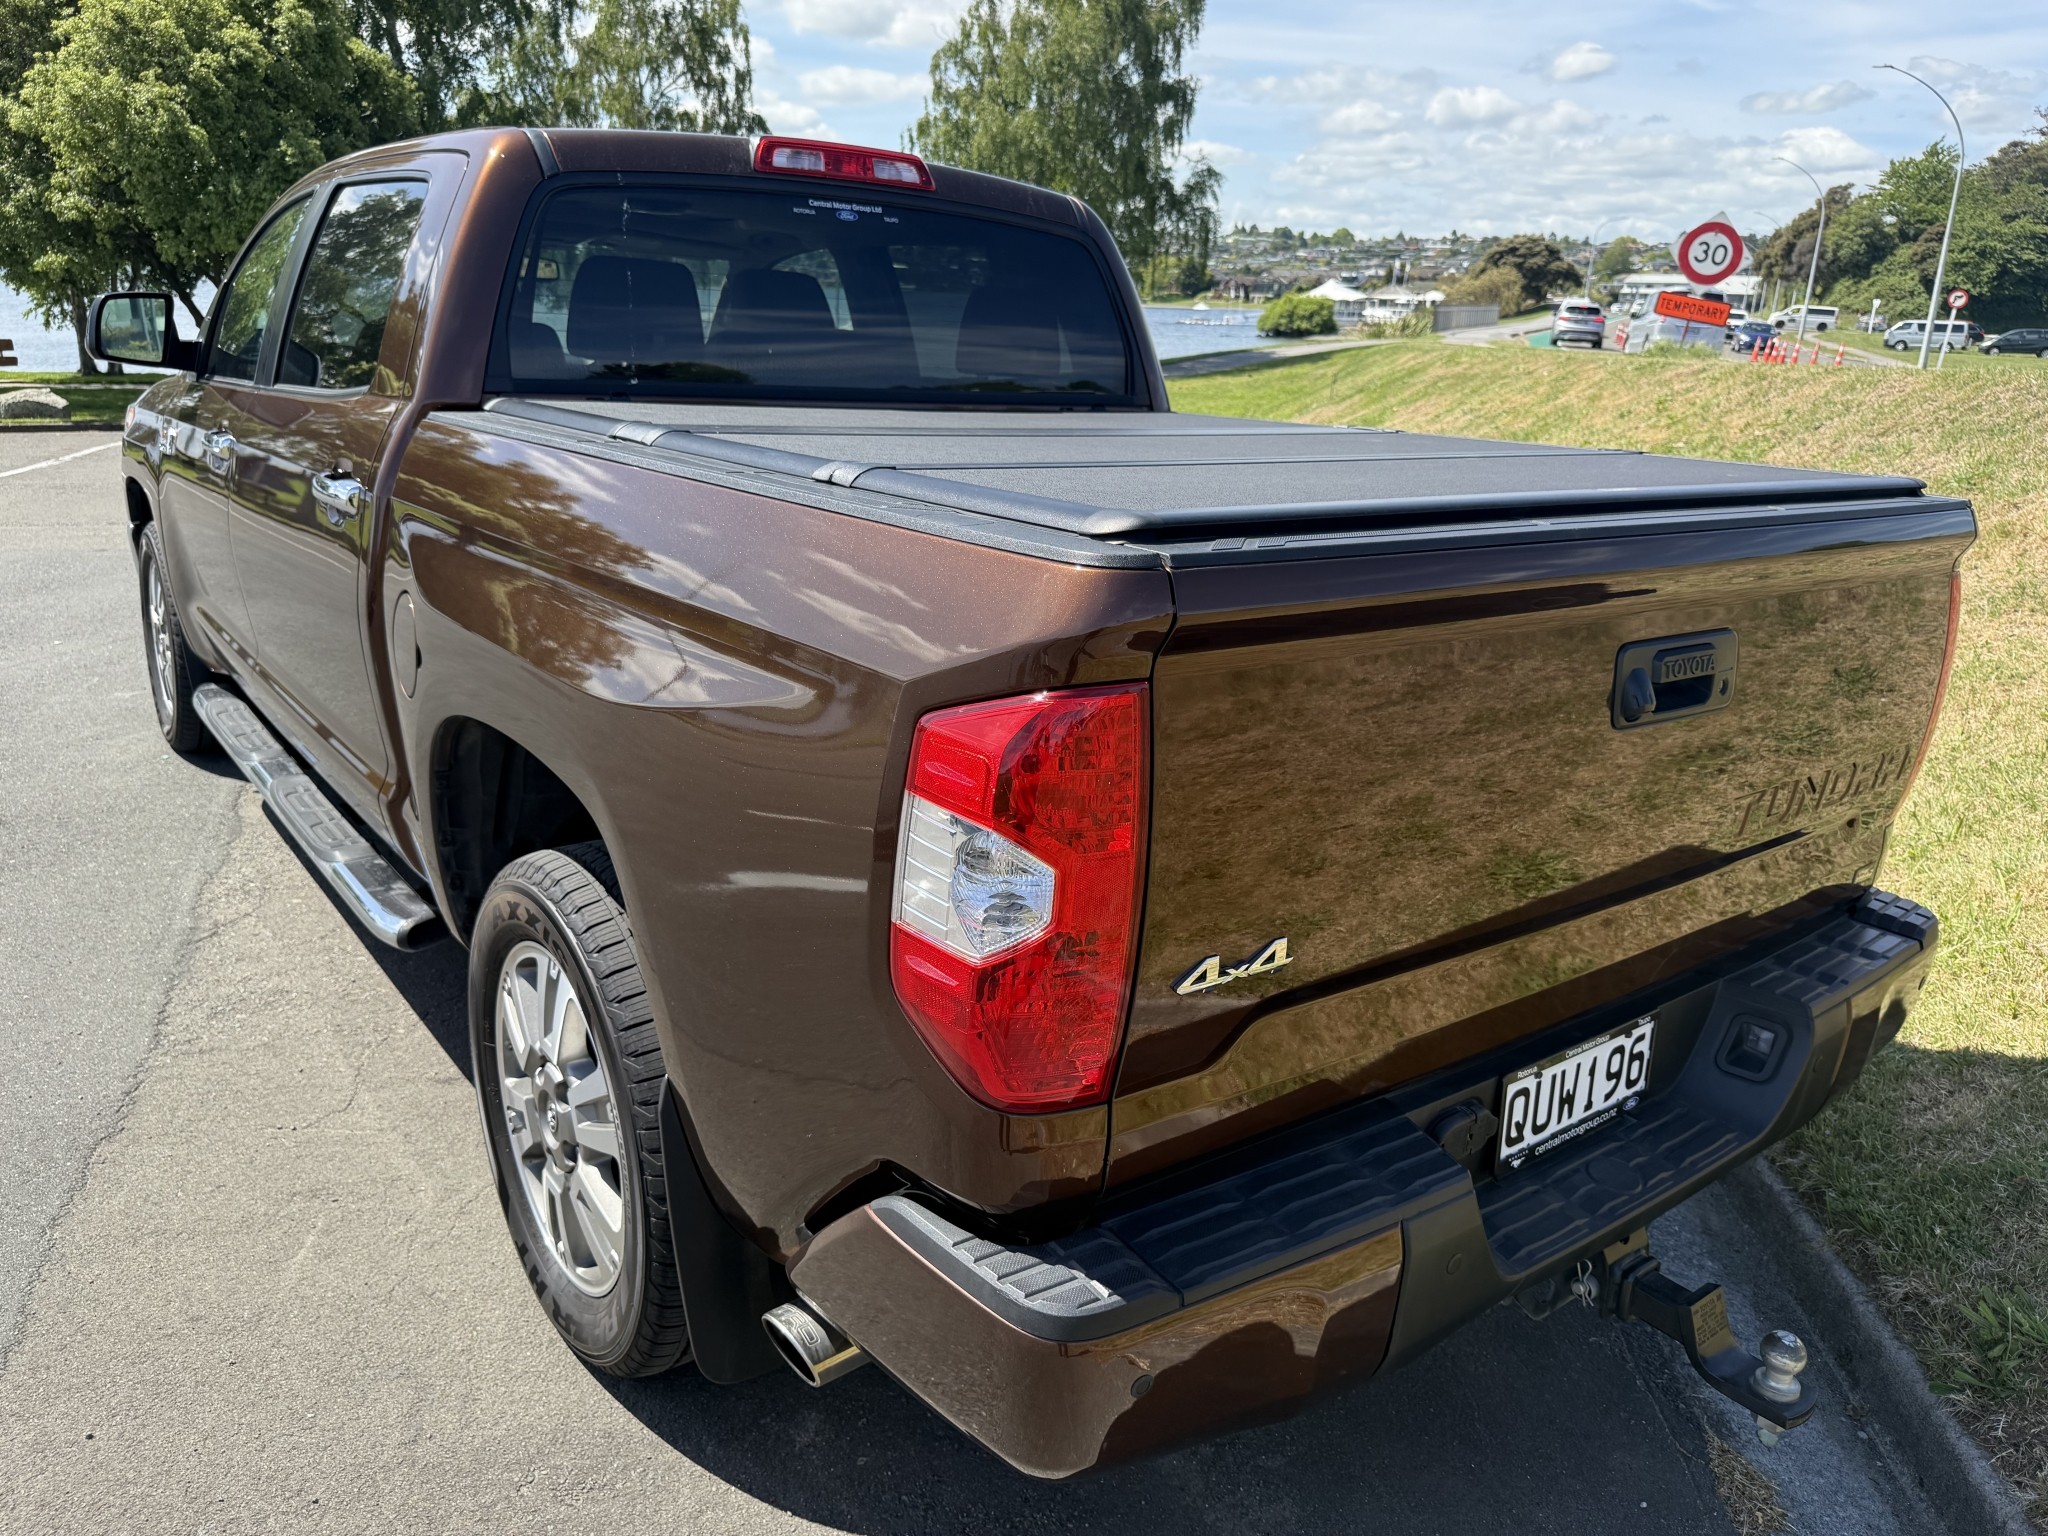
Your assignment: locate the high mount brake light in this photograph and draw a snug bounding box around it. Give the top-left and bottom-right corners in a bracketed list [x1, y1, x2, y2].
[753, 137, 935, 192]
[890, 685, 1148, 1113]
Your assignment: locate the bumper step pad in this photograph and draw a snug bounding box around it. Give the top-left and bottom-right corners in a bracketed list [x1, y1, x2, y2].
[872, 899, 1935, 1346]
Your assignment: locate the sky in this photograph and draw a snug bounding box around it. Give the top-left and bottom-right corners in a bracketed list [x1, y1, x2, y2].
[745, 0, 2048, 243]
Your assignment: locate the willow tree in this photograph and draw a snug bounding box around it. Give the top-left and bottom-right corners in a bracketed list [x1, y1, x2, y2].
[909, 0, 1219, 281]
[496, 0, 766, 133]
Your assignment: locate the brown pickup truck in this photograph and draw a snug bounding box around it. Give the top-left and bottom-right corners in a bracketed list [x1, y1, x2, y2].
[90, 127, 1968, 1477]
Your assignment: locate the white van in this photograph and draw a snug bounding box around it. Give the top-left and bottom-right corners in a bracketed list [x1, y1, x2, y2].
[1769, 304, 1839, 332]
[1883, 319, 1980, 352]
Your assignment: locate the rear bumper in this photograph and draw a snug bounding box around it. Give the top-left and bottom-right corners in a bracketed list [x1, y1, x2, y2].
[789, 892, 1936, 1477]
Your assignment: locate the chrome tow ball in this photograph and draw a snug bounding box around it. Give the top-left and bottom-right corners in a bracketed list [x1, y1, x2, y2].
[1590, 1230, 1821, 1445]
[1753, 1330, 1811, 1447]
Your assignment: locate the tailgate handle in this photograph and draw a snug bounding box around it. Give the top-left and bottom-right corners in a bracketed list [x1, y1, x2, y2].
[1612, 628, 1737, 728]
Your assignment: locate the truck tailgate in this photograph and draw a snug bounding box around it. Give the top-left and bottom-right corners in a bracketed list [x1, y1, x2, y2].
[1112, 486, 1970, 1178]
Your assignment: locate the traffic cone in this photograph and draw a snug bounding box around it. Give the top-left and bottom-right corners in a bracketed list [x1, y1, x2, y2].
[1834, 344, 1844, 367]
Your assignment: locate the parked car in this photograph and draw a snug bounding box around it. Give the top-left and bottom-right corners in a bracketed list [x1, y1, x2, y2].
[1884, 319, 1981, 352]
[1982, 327, 2048, 356]
[1552, 299, 1607, 348]
[1769, 304, 1839, 332]
[1727, 320, 1776, 356]
[87, 127, 1968, 1480]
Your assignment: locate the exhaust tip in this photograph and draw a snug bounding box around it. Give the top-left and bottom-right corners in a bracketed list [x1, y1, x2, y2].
[763, 1300, 867, 1387]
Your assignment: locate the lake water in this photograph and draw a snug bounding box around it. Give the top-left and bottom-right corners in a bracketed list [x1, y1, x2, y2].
[2, 286, 1270, 374]
[1139, 304, 1267, 360]
[1, 286, 79, 371]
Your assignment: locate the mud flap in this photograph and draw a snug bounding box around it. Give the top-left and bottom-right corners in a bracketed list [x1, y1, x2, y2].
[661, 1081, 789, 1383]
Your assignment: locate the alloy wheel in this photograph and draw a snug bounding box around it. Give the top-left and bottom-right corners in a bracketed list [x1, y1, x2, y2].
[145, 555, 175, 726]
[494, 941, 628, 1296]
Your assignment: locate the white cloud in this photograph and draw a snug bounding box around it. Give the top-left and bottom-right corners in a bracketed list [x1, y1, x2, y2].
[797, 65, 926, 105]
[1741, 81, 1873, 114]
[1521, 99, 1597, 134]
[1549, 42, 1614, 83]
[754, 90, 831, 139]
[775, 0, 963, 48]
[1897, 56, 2048, 130]
[1425, 85, 1521, 126]
[1319, 100, 1401, 134]
[1775, 125, 1881, 172]
[1178, 138, 1257, 169]
[1238, 67, 1435, 105]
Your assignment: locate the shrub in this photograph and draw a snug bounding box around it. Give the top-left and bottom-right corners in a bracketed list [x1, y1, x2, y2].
[1258, 293, 1337, 337]
[1363, 310, 1434, 339]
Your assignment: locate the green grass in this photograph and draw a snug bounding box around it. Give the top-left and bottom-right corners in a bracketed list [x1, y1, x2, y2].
[0, 370, 153, 424]
[1173, 340, 2048, 1523]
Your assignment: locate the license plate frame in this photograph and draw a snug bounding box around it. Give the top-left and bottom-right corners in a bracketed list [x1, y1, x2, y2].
[1496, 1015, 1656, 1170]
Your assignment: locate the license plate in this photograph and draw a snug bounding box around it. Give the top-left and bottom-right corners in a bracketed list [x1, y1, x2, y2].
[1497, 1016, 1655, 1169]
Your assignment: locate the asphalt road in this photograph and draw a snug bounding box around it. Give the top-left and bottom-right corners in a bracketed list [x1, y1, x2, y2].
[1, 431, 1947, 1534]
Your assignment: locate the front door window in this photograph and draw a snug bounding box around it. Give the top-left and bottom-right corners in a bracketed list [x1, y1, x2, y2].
[209, 201, 310, 383]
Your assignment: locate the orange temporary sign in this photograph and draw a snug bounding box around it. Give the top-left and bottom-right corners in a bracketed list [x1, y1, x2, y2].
[1654, 291, 1731, 327]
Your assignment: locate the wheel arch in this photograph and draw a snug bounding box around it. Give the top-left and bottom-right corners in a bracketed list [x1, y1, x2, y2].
[427, 715, 609, 942]
[124, 471, 153, 535]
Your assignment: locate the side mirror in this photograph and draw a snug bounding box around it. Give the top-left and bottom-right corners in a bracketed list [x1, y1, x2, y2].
[88, 292, 199, 371]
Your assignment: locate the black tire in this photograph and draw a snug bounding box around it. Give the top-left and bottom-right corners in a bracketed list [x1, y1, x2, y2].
[469, 842, 691, 1377]
[136, 521, 211, 753]
[1985, 346, 1999, 355]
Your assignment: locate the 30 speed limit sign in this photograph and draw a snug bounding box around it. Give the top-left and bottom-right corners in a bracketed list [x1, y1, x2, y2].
[1674, 220, 1745, 286]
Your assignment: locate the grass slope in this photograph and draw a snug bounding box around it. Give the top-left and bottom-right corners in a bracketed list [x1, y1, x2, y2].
[1174, 341, 2048, 1521]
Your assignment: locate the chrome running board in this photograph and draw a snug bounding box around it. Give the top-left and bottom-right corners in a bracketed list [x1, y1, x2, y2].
[194, 683, 446, 949]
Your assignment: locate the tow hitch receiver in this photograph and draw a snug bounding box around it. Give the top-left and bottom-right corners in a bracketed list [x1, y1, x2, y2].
[1592, 1231, 1817, 1445]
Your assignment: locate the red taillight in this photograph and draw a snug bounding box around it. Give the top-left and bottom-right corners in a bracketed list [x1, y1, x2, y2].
[890, 684, 1148, 1112]
[1901, 570, 1963, 799]
[753, 136, 935, 191]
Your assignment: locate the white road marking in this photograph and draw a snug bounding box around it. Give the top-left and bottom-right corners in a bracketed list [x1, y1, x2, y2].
[0, 439, 120, 480]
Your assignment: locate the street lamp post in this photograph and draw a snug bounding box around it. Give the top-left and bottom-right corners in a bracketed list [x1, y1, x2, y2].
[1774, 160, 1827, 346]
[1878, 63, 1966, 372]
[1749, 210, 1783, 322]
[1583, 217, 1619, 300]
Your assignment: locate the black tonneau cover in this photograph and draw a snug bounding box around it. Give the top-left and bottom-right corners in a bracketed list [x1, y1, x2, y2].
[480, 399, 1927, 540]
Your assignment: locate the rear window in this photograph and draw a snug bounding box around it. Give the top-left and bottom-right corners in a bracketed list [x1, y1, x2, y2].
[491, 183, 1138, 405]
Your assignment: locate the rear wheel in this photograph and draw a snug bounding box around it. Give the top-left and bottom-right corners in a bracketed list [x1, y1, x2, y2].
[470, 842, 691, 1377]
[136, 521, 210, 753]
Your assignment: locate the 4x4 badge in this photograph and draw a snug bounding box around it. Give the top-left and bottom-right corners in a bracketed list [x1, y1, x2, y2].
[1174, 938, 1292, 996]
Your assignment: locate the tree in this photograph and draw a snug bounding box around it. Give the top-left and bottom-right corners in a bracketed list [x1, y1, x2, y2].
[15, 0, 416, 308]
[908, 0, 1219, 278]
[1440, 264, 1522, 314]
[494, 0, 764, 132]
[1592, 236, 1639, 285]
[1755, 182, 1853, 293]
[341, 0, 521, 125]
[1753, 124, 2048, 331]
[1454, 234, 1581, 312]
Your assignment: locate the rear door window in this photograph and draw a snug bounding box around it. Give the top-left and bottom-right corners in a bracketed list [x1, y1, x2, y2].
[280, 182, 428, 390]
[496, 183, 1137, 404]
[209, 200, 311, 383]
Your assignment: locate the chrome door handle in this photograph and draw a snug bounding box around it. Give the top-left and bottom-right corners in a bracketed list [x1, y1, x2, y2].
[203, 430, 237, 475]
[311, 470, 365, 525]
